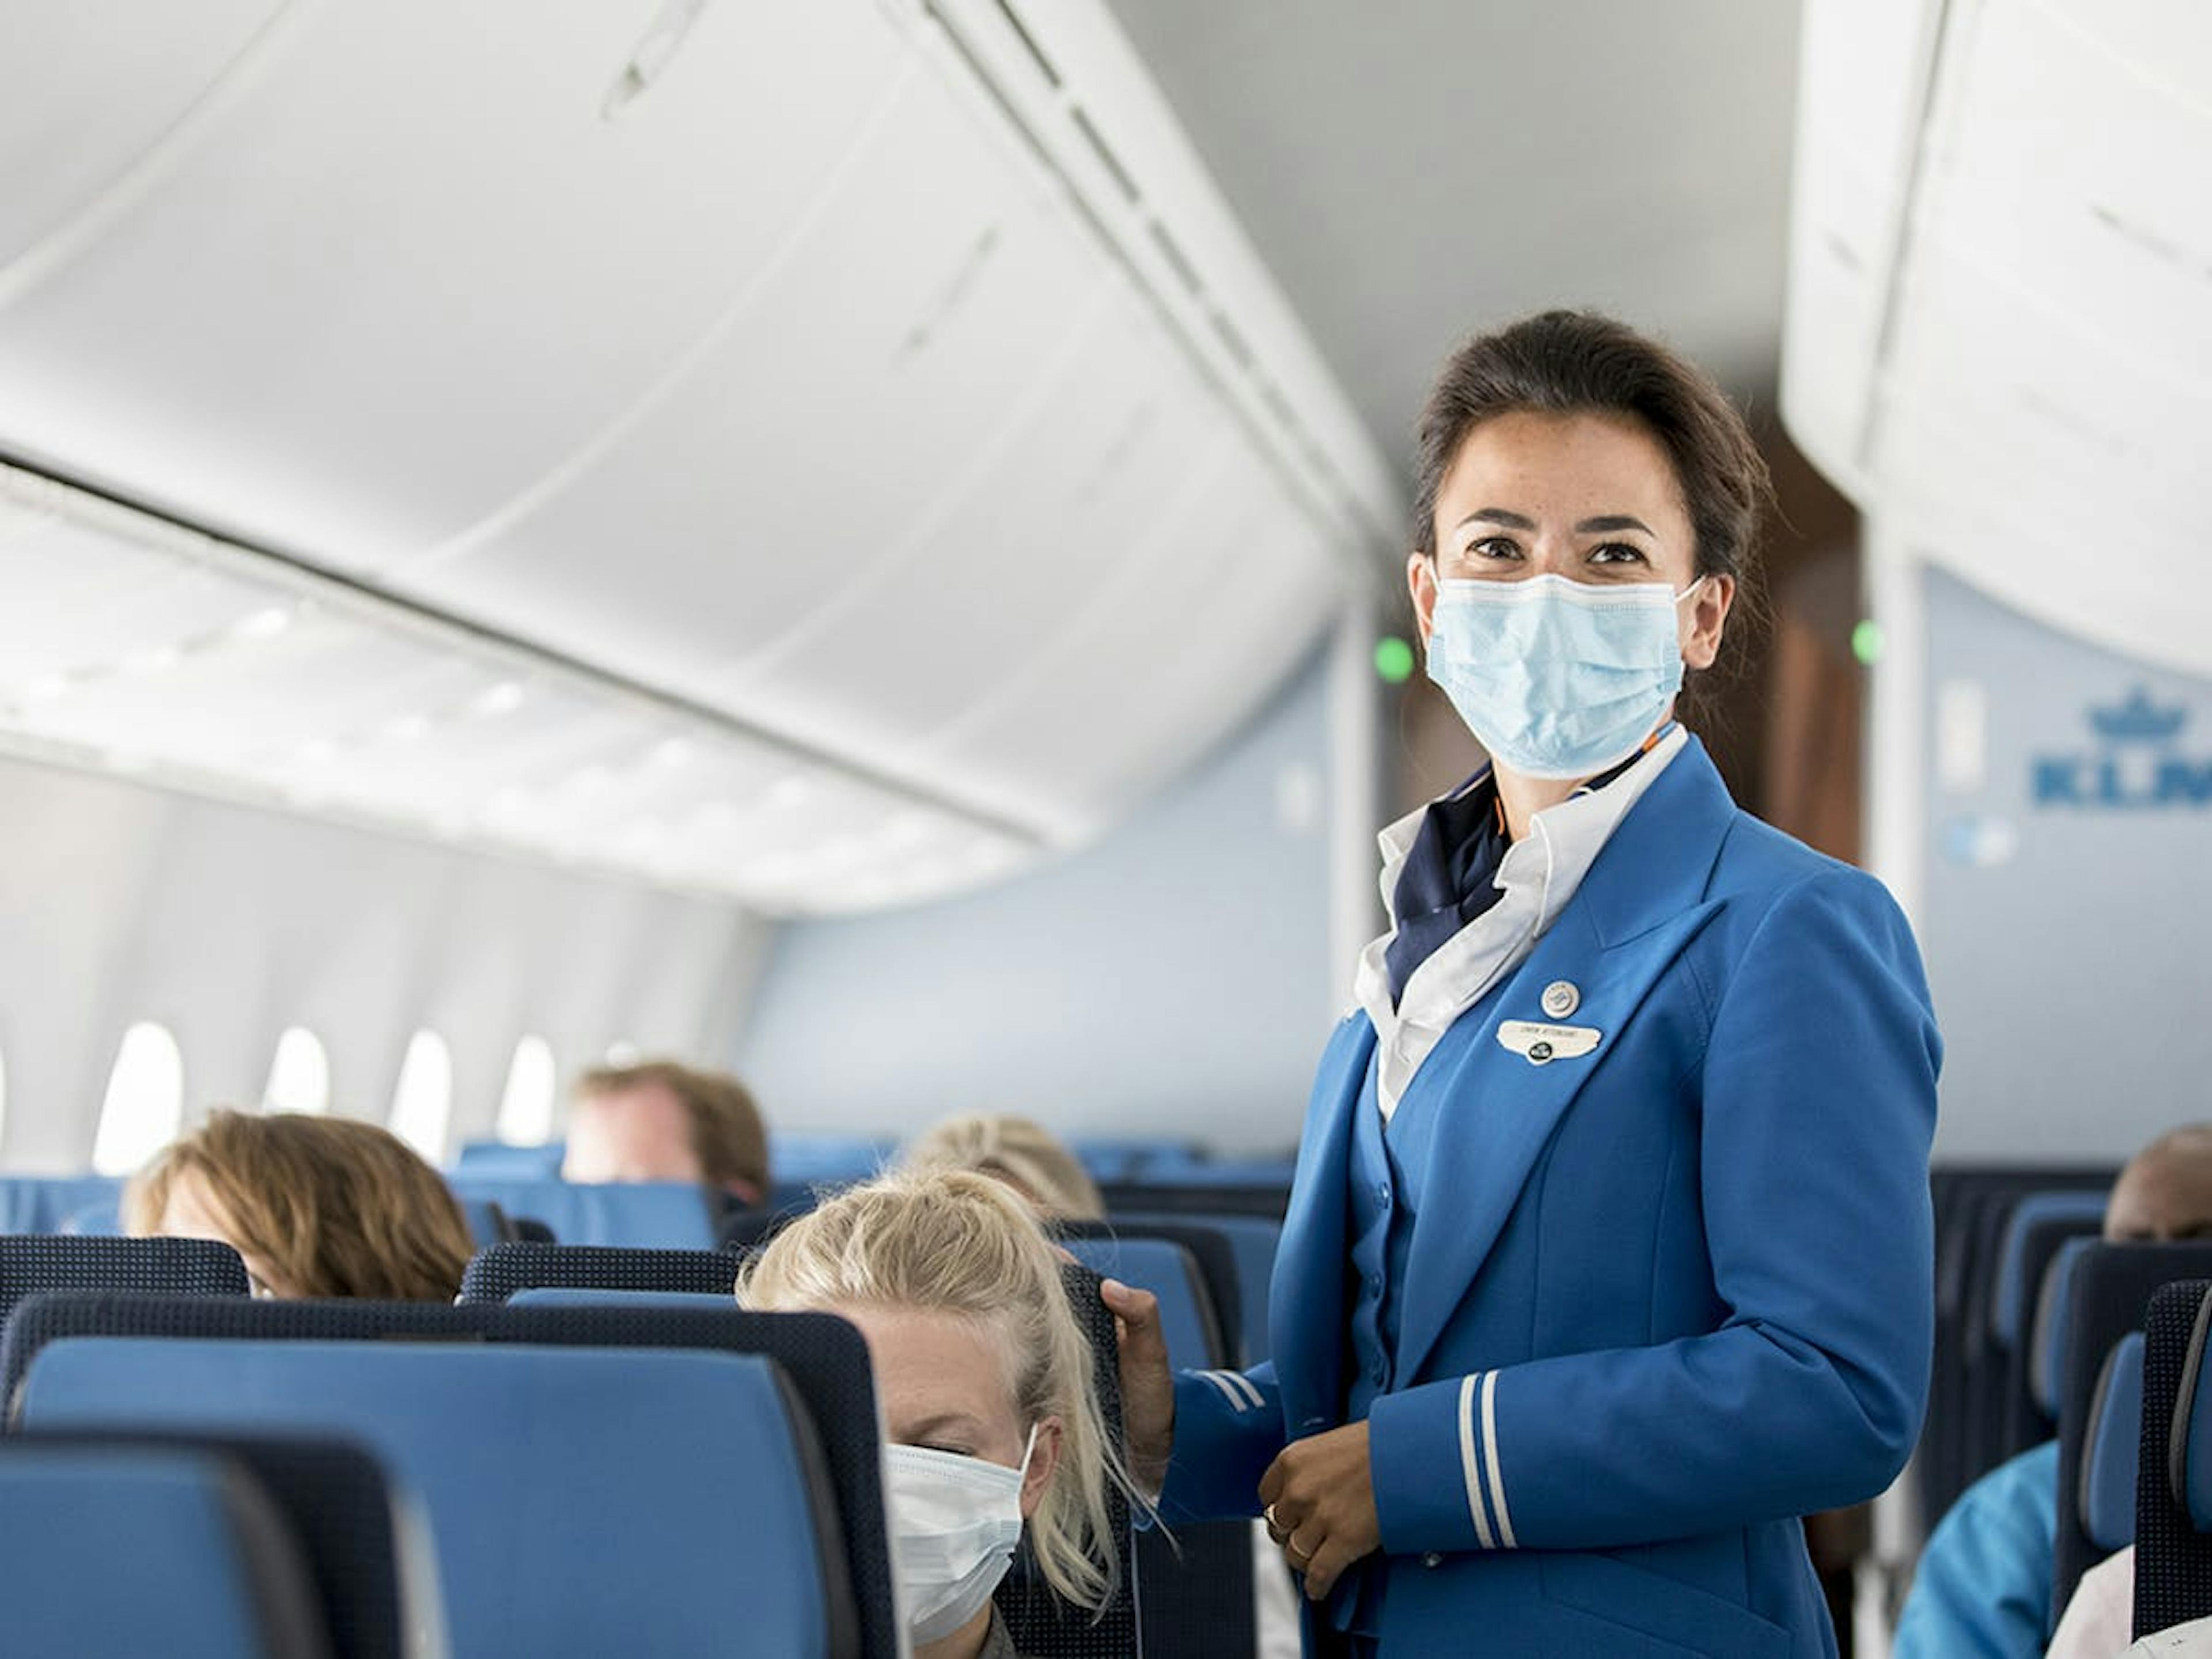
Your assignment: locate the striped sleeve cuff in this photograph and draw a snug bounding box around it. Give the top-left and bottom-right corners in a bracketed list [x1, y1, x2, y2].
[1369, 1370, 1518, 1556]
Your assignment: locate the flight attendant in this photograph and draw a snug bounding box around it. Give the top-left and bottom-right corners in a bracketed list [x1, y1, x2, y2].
[1104, 310, 1939, 1657]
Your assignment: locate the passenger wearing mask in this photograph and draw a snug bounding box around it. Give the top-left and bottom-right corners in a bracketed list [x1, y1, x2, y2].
[560, 1059, 770, 1208]
[738, 1168, 1130, 1659]
[1894, 1124, 2212, 1659]
[125, 1107, 474, 1300]
[903, 1112, 1106, 1222]
[902, 1110, 1302, 1659]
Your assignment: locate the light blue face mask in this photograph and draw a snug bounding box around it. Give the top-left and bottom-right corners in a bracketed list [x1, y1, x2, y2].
[1426, 573, 1704, 781]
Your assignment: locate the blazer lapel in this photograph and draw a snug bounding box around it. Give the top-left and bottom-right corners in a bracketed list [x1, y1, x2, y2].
[1272, 1013, 1372, 1432]
[1391, 738, 1741, 1384]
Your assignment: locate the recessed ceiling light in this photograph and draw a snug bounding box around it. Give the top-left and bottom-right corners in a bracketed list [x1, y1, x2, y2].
[471, 681, 527, 718]
[768, 775, 814, 810]
[20, 673, 69, 704]
[298, 738, 340, 767]
[380, 714, 431, 743]
[229, 607, 294, 643]
[649, 737, 695, 769]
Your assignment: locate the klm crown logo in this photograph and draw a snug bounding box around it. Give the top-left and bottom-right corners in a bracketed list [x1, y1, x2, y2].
[2035, 685, 2212, 809]
[2088, 687, 2188, 744]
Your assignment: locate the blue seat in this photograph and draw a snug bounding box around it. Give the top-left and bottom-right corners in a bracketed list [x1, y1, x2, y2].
[2079, 1332, 2144, 1552]
[445, 1177, 717, 1248]
[2050, 1243, 2212, 1623]
[510, 1287, 733, 1310]
[454, 1198, 515, 1248]
[449, 1141, 566, 1179]
[0, 1176, 127, 1234]
[10, 1431, 440, 1659]
[1059, 1234, 1224, 1370]
[770, 1135, 892, 1188]
[2133, 1280, 2212, 1634]
[0, 1291, 897, 1659]
[0, 1440, 335, 1658]
[458, 1241, 741, 1304]
[19, 1339, 856, 1659]
[0, 1235, 248, 1328]
[1994, 1191, 2111, 1352]
[1118, 1210, 1280, 1365]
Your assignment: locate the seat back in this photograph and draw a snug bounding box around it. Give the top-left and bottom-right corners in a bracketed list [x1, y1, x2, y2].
[0, 1438, 335, 1659]
[1994, 1195, 2109, 1455]
[995, 1264, 1140, 1659]
[0, 1176, 127, 1235]
[9, 1431, 438, 1659]
[19, 1339, 854, 1659]
[2134, 1281, 2212, 1639]
[2080, 1333, 2145, 1553]
[1097, 1179, 1290, 1221]
[1062, 1221, 1242, 1365]
[0, 1234, 249, 1327]
[457, 1241, 741, 1303]
[2050, 1243, 2212, 1615]
[1118, 1211, 1280, 1366]
[444, 1177, 717, 1248]
[448, 1141, 566, 1179]
[0, 1293, 895, 1658]
[1059, 1234, 1225, 1372]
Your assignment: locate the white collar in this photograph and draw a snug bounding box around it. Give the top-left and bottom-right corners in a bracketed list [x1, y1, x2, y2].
[1352, 725, 1688, 1116]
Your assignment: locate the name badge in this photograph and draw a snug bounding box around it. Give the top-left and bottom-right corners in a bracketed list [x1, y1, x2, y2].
[1497, 1020, 1603, 1066]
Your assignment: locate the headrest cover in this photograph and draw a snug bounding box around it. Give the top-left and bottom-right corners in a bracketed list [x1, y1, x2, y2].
[2177, 1290, 2212, 1530]
[2081, 1332, 2145, 1552]
[2035, 1236, 2101, 1418]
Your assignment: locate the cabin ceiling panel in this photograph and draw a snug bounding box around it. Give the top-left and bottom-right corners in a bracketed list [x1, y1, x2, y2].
[0, 0, 906, 563]
[1782, 0, 2212, 677]
[402, 51, 1116, 685]
[0, 2, 1389, 898]
[0, 0, 285, 272]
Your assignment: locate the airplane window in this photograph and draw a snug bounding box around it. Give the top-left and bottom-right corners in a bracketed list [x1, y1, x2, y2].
[263, 1025, 331, 1115]
[497, 1034, 559, 1146]
[92, 1022, 184, 1176]
[388, 1030, 453, 1162]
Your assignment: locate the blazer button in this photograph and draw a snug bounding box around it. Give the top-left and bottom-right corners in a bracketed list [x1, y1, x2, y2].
[1422, 1552, 1443, 1569]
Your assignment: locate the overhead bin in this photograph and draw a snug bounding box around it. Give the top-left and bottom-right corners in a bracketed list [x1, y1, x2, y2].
[1782, 0, 2212, 677]
[0, 0, 1396, 908]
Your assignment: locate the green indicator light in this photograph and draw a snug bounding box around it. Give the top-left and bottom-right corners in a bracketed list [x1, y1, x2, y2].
[1850, 619, 1886, 667]
[1373, 636, 1416, 684]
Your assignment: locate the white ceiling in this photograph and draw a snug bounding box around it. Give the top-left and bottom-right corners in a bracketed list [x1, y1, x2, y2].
[1783, 0, 2212, 677]
[1097, 0, 1807, 479]
[0, 1, 1396, 904]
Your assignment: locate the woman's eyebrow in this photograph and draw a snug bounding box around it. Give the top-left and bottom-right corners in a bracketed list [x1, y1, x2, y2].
[899, 1411, 985, 1441]
[1575, 513, 1653, 534]
[1455, 507, 1537, 532]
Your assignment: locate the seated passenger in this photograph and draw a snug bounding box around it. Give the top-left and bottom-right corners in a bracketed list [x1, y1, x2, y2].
[1894, 1124, 2212, 1658]
[902, 1113, 1105, 1222]
[124, 1108, 474, 1300]
[738, 1168, 1127, 1659]
[560, 1059, 769, 1208]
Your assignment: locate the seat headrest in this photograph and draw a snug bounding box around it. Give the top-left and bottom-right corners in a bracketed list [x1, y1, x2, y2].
[2035, 1235, 2102, 1418]
[2171, 1288, 2212, 1530]
[2081, 1332, 2146, 1551]
[1996, 1191, 2109, 1349]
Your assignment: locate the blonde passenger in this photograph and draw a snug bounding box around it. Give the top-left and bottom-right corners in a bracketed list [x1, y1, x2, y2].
[124, 1108, 475, 1301]
[902, 1113, 1105, 1223]
[738, 1168, 1128, 1659]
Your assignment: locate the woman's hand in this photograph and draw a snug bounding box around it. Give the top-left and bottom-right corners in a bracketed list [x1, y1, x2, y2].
[1260, 1422, 1381, 1600]
[1100, 1277, 1174, 1499]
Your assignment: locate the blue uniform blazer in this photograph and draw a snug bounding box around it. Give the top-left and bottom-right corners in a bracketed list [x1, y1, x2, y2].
[1165, 737, 1940, 1657]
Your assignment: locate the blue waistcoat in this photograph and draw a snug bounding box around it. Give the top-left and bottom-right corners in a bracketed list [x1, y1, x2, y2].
[1160, 737, 1941, 1658]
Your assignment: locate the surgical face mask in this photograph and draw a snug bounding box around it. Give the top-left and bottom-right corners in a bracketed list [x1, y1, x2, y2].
[883, 1425, 1036, 1646]
[1425, 573, 1705, 780]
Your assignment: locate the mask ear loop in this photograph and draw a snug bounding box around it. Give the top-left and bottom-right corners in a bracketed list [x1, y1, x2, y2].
[1673, 574, 1708, 605]
[1016, 1422, 1040, 1479]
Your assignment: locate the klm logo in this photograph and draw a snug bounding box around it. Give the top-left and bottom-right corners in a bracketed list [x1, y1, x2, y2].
[2033, 688, 2212, 809]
